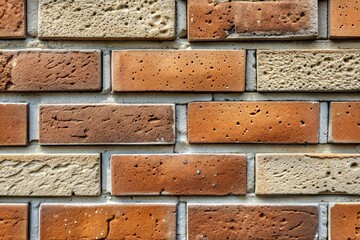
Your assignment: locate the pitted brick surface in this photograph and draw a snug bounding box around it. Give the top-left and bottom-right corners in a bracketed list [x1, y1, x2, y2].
[39, 0, 175, 40]
[0, 204, 28, 240]
[330, 204, 360, 240]
[111, 154, 246, 195]
[257, 50, 360, 92]
[256, 154, 360, 195]
[329, 0, 360, 38]
[0, 103, 27, 146]
[0, 0, 25, 38]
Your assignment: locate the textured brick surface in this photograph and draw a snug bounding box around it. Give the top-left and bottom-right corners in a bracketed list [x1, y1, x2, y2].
[330, 203, 360, 240]
[39, 0, 175, 40]
[0, 51, 101, 92]
[329, 0, 360, 38]
[111, 154, 246, 196]
[188, 102, 319, 144]
[0, 103, 27, 146]
[257, 50, 360, 92]
[0, 155, 100, 196]
[188, 204, 318, 239]
[0, 0, 25, 38]
[0, 204, 28, 240]
[40, 204, 176, 240]
[39, 104, 175, 145]
[329, 102, 360, 143]
[188, 0, 317, 41]
[256, 154, 360, 195]
[112, 50, 246, 92]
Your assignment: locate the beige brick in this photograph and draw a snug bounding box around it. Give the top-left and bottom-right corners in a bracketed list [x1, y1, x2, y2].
[0, 0, 25, 39]
[256, 154, 360, 195]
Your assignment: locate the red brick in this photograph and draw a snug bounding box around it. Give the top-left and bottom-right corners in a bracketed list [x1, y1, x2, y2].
[40, 204, 176, 240]
[188, 102, 319, 144]
[112, 50, 245, 92]
[188, 204, 318, 239]
[329, 0, 360, 38]
[330, 203, 360, 240]
[111, 154, 246, 196]
[329, 102, 360, 143]
[0, 204, 28, 240]
[39, 104, 175, 145]
[0, 0, 25, 39]
[0, 51, 101, 92]
[188, 0, 317, 41]
[0, 103, 27, 146]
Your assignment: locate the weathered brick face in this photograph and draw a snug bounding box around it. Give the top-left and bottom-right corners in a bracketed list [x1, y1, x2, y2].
[0, 0, 25, 38]
[0, 104, 27, 146]
[0, 204, 28, 240]
[329, 0, 360, 38]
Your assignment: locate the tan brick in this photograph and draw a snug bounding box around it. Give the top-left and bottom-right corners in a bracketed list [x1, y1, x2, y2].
[330, 203, 360, 240]
[188, 102, 319, 144]
[0, 0, 25, 39]
[0, 204, 28, 240]
[329, 102, 360, 143]
[256, 154, 360, 195]
[40, 204, 176, 240]
[188, 0, 317, 41]
[188, 204, 318, 239]
[329, 0, 360, 38]
[39, 104, 175, 145]
[257, 50, 360, 92]
[39, 0, 175, 40]
[0, 51, 101, 92]
[111, 154, 246, 196]
[112, 50, 245, 92]
[0, 103, 27, 146]
[0, 155, 100, 196]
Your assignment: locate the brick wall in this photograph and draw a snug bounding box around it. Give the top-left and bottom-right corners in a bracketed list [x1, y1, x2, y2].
[0, 0, 359, 239]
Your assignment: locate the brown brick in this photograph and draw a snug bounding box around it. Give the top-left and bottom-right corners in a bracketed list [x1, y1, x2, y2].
[0, 0, 25, 39]
[111, 154, 246, 196]
[0, 51, 101, 92]
[188, 0, 318, 41]
[329, 0, 360, 38]
[330, 203, 360, 240]
[329, 102, 360, 143]
[0, 103, 27, 146]
[188, 204, 318, 239]
[0, 204, 28, 240]
[188, 102, 319, 144]
[39, 104, 175, 145]
[40, 204, 176, 240]
[112, 50, 245, 92]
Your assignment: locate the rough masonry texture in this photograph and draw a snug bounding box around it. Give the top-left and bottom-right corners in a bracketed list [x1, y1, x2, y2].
[188, 102, 319, 144]
[40, 204, 176, 240]
[256, 154, 360, 195]
[0, 204, 28, 240]
[0, 155, 100, 196]
[329, 102, 360, 143]
[39, 104, 175, 145]
[188, 205, 319, 239]
[0, 103, 27, 146]
[188, 0, 318, 41]
[329, 0, 360, 38]
[38, 0, 176, 40]
[112, 50, 246, 92]
[330, 203, 360, 240]
[0, 0, 25, 38]
[0, 51, 101, 92]
[257, 50, 360, 92]
[111, 154, 246, 195]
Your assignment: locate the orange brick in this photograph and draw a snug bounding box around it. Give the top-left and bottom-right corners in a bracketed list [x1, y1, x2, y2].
[188, 102, 319, 144]
[111, 154, 246, 196]
[112, 50, 245, 92]
[330, 203, 360, 240]
[40, 204, 176, 240]
[0, 103, 27, 146]
[39, 104, 175, 145]
[0, 204, 28, 240]
[188, 204, 318, 239]
[329, 0, 360, 38]
[329, 102, 360, 143]
[0, 0, 25, 38]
